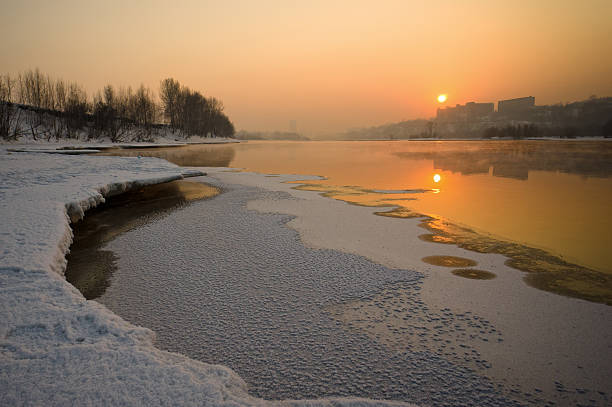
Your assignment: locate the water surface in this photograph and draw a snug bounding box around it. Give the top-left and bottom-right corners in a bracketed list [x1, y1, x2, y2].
[66, 180, 219, 298]
[102, 140, 612, 277]
[71, 151, 612, 405]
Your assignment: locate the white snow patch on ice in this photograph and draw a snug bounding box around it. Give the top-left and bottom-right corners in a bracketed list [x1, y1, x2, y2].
[6, 148, 103, 154]
[0, 149, 416, 406]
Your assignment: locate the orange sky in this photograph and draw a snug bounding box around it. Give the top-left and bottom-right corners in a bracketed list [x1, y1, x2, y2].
[1, 0, 611, 136]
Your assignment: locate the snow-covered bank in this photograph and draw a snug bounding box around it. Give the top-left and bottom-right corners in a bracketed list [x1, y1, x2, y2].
[0, 152, 204, 275]
[3, 136, 240, 154]
[0, 150, 414, 406]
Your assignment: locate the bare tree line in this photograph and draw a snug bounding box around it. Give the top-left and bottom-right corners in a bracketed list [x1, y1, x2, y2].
[159, 78, 234, 138]
[91, 84, 157, 142]
[0, 69, 235, 141]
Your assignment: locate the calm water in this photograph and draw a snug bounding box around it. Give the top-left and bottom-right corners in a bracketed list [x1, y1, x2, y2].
[104, 140, 612, 275]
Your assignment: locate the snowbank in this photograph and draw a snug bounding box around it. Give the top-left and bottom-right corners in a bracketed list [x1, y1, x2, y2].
[3, 137, 240, 153]
[0, 150, 414, 406]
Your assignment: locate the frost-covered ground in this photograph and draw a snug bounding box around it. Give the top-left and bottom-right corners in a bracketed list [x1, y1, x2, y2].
[0, 149, 415, 406]
[4, 135, 239, 154]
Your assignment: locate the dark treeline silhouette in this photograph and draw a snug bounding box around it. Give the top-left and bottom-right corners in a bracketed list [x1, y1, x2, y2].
[159, 78, 234, 138]
[482, 124, 540, 139]
[235, 130, 309, 141]
[0, 69, 235, 142]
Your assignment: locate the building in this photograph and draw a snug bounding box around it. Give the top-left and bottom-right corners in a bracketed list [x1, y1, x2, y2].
[465, 102, 494, 120]
[437, 104, 463, 122]
[436, 101, 494, 122]
[497, 96, 535, 114]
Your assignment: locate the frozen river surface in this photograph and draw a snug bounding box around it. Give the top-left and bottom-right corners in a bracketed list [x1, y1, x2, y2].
[89, 168, 611, 406]
[99, 174, 522, 406]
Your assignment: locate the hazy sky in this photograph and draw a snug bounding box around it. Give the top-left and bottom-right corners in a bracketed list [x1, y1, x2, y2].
[1, 0, 611, 135]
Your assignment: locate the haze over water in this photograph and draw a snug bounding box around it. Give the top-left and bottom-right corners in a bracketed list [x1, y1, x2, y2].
[3, 1, 611, 135]
[107, 140, 612, 276]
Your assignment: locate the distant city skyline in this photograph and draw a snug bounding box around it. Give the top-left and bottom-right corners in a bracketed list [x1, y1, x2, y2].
[2, 0, 611, 135]
[436, 96, 536, 121]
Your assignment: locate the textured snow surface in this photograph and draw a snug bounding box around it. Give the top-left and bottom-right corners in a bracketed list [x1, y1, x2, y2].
[101, 177, 524, 406]
[0, 151, 415, 406]
[0, 151, 203, 275]
[204, 169, 612, 406]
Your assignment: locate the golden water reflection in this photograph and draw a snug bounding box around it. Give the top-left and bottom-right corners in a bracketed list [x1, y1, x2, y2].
[452, 269, 497, 280]
[422, 255, 478, 268]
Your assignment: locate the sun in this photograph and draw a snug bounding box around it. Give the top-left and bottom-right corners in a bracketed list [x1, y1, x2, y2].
[437, 94, 447, 103]
[433, 173, 441, 183]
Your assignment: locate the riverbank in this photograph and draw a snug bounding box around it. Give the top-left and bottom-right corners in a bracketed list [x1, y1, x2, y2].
[0, 149, 415, 406]
[3, 136, 240, 154]
[3, 146, 611, 406]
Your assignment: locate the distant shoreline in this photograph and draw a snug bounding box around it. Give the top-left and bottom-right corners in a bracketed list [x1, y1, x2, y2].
[4, 138, 241, 154]
[315, 137, 612, 142]
[5, 137, 611, 155]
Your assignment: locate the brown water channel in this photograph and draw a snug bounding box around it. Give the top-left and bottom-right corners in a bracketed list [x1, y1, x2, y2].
[65, 180, 219, 298]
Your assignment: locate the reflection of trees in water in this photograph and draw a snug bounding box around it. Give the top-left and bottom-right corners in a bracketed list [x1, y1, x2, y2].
[102, 145, 237, 167]
[394, 141, 612, 180]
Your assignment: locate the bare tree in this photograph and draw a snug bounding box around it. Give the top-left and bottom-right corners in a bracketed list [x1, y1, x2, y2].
[19, 68, 45, 108]
[91, 84, 129, 142]
[160, 78, 181, 130]
[4, 69, 235, 141]
[127, 85, 156, 141]
[43, 75, 56, 110]
[64, 82, 89, 137]
[55, 80, 66, 112]
[0, 74, 16, 140]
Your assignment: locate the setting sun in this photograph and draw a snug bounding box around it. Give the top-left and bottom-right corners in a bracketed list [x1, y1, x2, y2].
[437, 94, 447, 103]
[433, 173, 441, 183]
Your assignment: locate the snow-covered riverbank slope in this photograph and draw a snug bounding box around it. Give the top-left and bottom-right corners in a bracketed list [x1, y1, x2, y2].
[0, 150, 414, 406]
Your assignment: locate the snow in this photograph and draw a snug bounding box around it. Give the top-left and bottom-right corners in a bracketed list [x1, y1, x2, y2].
[0, 149, 415, 406]
[3, 137, 240, 153]
[6, 148, 103, 154]
[3, 137, 241, 155]
[101, 172, 528, 405]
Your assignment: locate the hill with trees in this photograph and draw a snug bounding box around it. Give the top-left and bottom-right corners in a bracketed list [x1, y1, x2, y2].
[234, 130, 309, 141]
[0, 69, 235, 143]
